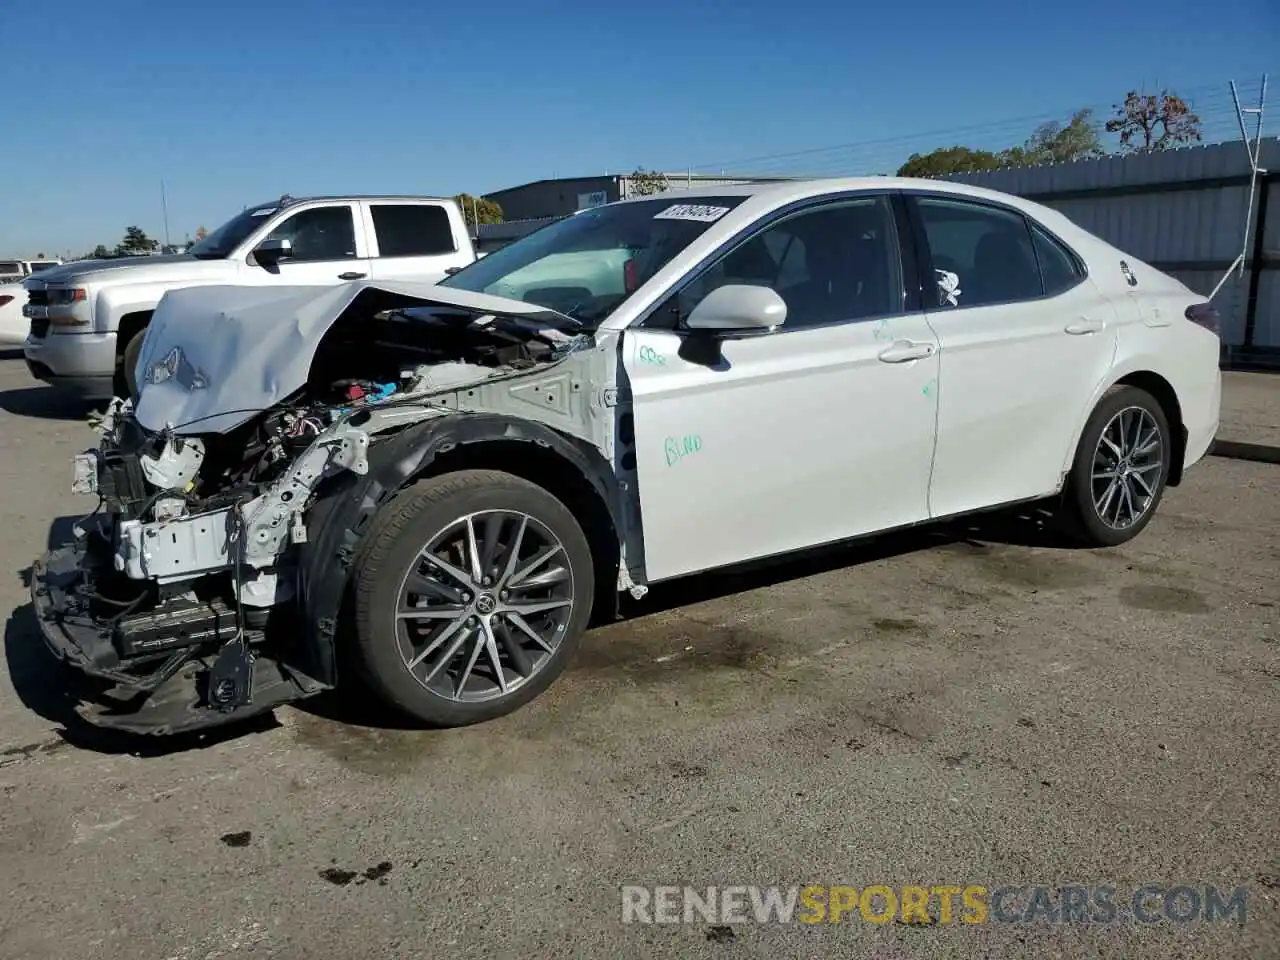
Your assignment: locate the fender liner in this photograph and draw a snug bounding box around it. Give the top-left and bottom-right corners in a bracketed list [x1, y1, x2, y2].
[296, 412, 625, 687]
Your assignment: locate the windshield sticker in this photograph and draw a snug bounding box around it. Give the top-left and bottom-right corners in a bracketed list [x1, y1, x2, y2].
[250, 207, 278, 217]
[654, 204, 731, 223]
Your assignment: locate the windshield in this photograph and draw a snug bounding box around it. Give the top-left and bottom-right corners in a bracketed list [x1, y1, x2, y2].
[439, 196, 749, 326]
[188, 203, 281, 258]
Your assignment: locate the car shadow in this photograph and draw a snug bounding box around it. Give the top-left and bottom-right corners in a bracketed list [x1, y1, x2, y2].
[0, 383, 98, 422]
[297, 502, 1088, 732]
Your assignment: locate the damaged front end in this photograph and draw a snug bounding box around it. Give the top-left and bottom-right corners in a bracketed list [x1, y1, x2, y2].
[30, 281, 596, 734]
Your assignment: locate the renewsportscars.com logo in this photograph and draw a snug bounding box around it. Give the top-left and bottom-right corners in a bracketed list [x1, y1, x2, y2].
[621, 884, 1250, 926]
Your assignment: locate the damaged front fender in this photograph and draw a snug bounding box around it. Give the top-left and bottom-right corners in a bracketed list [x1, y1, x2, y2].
[296, 412, 626, 687]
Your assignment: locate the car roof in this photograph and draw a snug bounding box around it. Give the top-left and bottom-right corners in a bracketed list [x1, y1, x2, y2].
[615, 176, 1050, 211]
[274, 194, 455, 206]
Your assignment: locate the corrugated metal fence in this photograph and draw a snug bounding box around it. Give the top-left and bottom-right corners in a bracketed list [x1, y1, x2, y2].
[943, 138, 1280, 362]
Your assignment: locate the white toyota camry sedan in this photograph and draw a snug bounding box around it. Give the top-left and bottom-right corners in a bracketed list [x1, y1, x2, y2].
[33, 176, 1221, 735]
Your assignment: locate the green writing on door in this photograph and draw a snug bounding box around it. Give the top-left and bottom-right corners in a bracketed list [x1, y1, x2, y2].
[664, 434, 702, 466]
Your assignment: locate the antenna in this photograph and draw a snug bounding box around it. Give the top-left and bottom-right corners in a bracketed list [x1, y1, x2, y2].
[1209, 74, 1268, 300]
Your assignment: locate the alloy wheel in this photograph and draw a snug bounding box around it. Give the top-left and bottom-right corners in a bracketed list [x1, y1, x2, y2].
[1091, 406, 1164, 530]
[393, 510, 575, 702]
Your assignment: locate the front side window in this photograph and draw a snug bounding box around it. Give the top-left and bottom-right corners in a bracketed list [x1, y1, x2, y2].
[264, 206, 357, 262]
[670, 196, 902, 331]
[914, 197, 1042, 308]
[438, 196, 750, 327]
[371, 204, 456, 257]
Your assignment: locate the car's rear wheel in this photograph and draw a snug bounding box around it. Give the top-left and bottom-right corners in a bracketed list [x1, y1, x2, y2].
[1062, 385, 1172, 546]
[351, 469, 595, 727]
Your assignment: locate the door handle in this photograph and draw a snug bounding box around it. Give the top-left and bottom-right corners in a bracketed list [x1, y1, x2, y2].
[877, 339, 936, 363]
[1064, 318, 1104, 335]
[338, 271, 367, 281]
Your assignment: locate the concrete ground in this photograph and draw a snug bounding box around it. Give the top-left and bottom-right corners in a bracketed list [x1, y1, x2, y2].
[1216, 370, 1280, 451]
[0, 353, 1276, 960]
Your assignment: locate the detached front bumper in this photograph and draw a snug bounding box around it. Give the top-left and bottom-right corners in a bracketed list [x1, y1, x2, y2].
[28, 536, 323, 736]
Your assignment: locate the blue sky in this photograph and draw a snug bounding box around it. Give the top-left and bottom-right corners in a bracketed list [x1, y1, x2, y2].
[1, 0, 1275, 254]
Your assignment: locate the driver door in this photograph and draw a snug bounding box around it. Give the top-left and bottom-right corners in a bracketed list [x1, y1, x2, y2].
[244, 202, 373, 286]
[620, 194, 941, 583]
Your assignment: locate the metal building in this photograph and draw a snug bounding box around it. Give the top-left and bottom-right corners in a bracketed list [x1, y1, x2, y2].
[482, 172, 797, 222]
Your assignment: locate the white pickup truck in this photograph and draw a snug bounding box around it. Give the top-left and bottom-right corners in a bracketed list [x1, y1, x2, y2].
[22, 195, 476, 398]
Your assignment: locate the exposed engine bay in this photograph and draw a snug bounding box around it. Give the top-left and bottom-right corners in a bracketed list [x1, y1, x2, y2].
[31, 282, 605, 734]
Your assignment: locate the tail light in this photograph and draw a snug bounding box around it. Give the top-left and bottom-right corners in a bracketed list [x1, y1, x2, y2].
[623, 258, 638, 294]
[1185, 302, 1220, 335]
[0, 295, 13, 307]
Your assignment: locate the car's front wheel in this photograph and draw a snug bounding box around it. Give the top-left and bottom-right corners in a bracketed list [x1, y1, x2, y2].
[351, 469, 595, 727]
[1063, 385, 1172, 546]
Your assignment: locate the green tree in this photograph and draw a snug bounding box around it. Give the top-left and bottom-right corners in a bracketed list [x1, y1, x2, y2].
[90, 244, 111, 259]
[114, 226, 154, 256]
[896, 146, 1004, 178]
[454, 194, 504, 228]
[1105, 90, 1201, 152]
[1002, 109, 1104, 167]
[628, 168, 669, 195]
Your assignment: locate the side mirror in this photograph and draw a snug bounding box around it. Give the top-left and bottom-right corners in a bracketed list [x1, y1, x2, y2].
[685, 284, 786, 335]
[254, 237, 292, 267]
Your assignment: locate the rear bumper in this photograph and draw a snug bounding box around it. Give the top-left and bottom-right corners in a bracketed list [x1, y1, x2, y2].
[29, 537, 322, 735]
[1182, 368, 1221, 470]
[23, 330, 118, 399]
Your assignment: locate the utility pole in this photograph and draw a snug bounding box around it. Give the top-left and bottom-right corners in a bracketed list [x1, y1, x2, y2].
[160, 178, 172, 250]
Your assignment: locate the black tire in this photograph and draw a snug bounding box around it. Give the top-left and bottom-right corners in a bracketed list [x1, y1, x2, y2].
[351, 469, 595, 727]
[1061, 385, 1172, 547]
[118, 327, 146, 399]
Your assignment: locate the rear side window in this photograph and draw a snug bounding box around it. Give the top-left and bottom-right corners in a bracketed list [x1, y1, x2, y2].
[913, 197, 1043, 308]
[370, 204, 457, 257]
[1030, 224, 1083, 296]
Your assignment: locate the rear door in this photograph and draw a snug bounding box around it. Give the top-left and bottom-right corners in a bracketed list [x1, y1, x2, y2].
[362, 201, 473, 282]
[907, 192, 1118, 518]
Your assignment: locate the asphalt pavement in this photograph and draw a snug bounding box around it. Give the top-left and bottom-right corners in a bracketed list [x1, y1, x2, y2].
[0, 352, 1276, 960]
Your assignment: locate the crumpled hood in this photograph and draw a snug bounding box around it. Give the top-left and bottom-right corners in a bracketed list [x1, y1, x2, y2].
[133, 279, 574, 435]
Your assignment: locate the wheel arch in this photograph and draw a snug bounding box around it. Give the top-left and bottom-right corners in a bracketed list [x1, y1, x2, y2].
[1060, 366, 1188, 491]
[1112, 370, 1186, 487]
[298, 414, 624, 688]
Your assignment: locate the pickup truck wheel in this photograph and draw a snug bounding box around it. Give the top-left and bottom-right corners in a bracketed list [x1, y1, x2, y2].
[1061, 385, 1171, 547]
[119, 328, 146, 398]
[351, 469, 595, 727]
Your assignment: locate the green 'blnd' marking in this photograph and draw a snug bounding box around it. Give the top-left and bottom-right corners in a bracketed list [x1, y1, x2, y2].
[664, 434, 702, 466]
